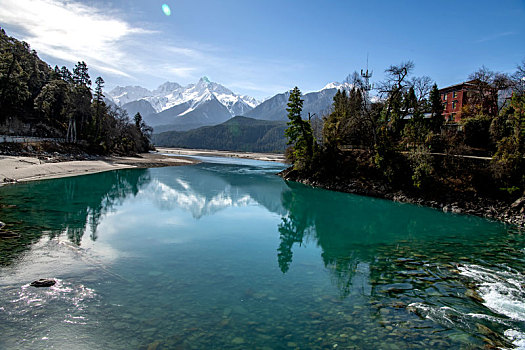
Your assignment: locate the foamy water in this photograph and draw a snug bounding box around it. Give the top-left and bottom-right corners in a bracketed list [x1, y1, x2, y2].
[459, 264, 525, 349]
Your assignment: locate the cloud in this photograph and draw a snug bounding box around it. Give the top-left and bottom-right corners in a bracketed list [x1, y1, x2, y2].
[0, 0, 153, 77]
[163, 66, 198, 79]
[0, 0, 309, 98]
[475, 31, 515, 43]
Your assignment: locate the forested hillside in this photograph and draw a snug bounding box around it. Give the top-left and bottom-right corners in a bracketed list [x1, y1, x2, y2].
[152, 116, 287, 152]
[0, 28, 151, 154]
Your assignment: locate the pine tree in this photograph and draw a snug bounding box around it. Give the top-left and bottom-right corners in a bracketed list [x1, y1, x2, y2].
[94, 76, 104, 104]
[59, 66, 73, 83]
[429, 84, 444, 133]
[73, 61, 91, 87]
[93, 76, 105, 138]
[134, 112, 142, 129]
[285, 87, 314, 169]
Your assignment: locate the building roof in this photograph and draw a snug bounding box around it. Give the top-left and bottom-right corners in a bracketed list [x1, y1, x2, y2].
[438, 80, 478, 92]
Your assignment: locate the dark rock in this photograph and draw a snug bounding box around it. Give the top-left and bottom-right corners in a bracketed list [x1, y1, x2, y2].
[30, 279, 56, 288]
[465, 289, 484, 303]
[511, 197, 525, 211]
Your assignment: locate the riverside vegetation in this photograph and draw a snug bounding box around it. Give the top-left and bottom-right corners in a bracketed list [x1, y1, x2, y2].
[281, 61, 525, 226]
[0, 28, 152, 155]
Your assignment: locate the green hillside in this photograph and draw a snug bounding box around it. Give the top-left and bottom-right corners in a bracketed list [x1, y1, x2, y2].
[152, 116, 287, 153]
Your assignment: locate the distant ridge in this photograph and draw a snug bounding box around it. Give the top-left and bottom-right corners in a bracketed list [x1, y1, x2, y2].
[152, 116, 287, 153]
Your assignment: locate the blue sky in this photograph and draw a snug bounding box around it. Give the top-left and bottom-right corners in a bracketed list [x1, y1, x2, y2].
[0, 0, 524, 98]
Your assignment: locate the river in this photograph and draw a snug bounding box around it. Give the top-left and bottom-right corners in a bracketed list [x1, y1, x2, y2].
[0, 156, 524, 349]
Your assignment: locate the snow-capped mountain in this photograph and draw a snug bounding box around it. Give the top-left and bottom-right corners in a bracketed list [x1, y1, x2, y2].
[107, 76, 361, 132]
[109, 86, 152, 106]
[108, 77, 258, 117]
[245, 80, 354, 121]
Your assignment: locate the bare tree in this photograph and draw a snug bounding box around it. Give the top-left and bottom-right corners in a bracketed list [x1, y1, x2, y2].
[467, 66, 512, 117]
[511, 58, 525, 94]
[378, 61, 415, 132]
[410, 76, 434, 103]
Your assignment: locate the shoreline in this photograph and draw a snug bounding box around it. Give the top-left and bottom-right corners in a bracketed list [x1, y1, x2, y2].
[155, 147, 285, 163]
[0, 153, 197, 185]
[0, 145, 285, 185]
[279, 168, 525, 228]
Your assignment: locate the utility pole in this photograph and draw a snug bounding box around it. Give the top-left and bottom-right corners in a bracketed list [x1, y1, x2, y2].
[360, 54, 373, 105]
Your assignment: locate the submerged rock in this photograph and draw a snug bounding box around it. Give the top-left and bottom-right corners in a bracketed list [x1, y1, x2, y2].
[30, 279, 56, 288]
[465, 289, 484, 303]
[231, 337, 245, 345]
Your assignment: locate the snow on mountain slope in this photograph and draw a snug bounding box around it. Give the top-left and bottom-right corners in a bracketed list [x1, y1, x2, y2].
[321, 82, 353, 91]
[109, 86, 152, 106]
[108, 77, 259, 117]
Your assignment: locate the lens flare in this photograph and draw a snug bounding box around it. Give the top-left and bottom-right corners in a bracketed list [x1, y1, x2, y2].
[162, 4, 171, 16]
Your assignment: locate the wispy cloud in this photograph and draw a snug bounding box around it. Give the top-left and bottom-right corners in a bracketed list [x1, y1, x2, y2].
[475, 31, 515, 43]
[0, 0, 308, 98]
[0, 0, 154, 77]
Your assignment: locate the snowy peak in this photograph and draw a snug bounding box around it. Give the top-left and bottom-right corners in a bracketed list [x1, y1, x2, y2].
[321, 81, 353, 92]
[153, 82, 182, 95]
[107, 78, 259, 117]
[109, 86, 152, 106]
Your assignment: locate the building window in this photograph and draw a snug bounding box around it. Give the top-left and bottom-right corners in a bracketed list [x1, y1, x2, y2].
[452, 100, 458, 110]
[444, 94, 448, 101]
[443, 102, 447, 111]
[453, 91, 457, 98]
[451, 113, 456, 121]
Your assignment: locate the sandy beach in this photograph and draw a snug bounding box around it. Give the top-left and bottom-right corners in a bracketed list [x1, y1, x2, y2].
[0, 148, 286, 185]
[0, 153, 196, 185]
[156, 147, 286, 163]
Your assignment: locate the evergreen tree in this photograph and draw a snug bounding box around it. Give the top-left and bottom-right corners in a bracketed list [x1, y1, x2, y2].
[323, 89, 348, 149]
[92, 76, 105, 138]
[94, 76, 104, 102]
[73, 61, 91, 87]
[0, 48, 30, 123]
[134, 112, 143, 129]
[59, 66, 73, 83]
[285, 87, 314, 169]
[429, 84, 444, 133]
[403, 86, 418, 115]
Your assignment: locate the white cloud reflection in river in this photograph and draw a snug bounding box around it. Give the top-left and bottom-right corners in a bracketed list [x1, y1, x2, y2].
[140, 179, 256, 218]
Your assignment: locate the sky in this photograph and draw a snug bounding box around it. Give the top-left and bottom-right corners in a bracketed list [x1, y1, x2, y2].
[0, 0, 524, 99]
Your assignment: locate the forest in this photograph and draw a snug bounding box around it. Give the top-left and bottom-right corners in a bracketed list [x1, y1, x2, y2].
[0, 28, 152, 155]
[153, 116, 287, 153]
[284, 60, 525, 202]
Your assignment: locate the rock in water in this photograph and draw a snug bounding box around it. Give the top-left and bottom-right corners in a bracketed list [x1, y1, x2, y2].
[0, 221, 5, 230]
[30, 279, 56, 288]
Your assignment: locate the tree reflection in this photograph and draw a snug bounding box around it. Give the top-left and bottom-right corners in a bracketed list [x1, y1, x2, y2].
[0, 169, 151, 265]
[275, 180, 512, 298]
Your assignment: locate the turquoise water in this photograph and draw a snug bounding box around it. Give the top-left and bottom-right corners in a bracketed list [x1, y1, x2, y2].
[0, 156, 524, 349]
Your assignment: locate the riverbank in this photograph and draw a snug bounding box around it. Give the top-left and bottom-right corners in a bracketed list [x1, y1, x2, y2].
[156, 147, 285, 163]
[280, 167, 525, 228]
[0, 153, 196, 185]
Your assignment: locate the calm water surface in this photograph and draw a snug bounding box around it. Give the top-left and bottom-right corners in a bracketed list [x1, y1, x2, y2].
[0, 157, 524, 349]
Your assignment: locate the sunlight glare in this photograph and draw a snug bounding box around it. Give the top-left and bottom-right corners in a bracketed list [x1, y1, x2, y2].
[162, 4, 171, 16]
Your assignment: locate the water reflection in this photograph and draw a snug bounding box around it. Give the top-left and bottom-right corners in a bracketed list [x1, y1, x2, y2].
[0, 169, 150, 265]
[276, 181, 522, 295]
[140, 163, 288, 218]
[1, 159, 524, 348]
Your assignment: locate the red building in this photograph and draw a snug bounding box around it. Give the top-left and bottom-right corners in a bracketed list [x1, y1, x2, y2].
[438, 80, 478, 123]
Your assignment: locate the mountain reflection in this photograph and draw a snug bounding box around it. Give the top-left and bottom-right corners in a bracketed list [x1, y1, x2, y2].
[1, 160, 515, 304]
[140, 163, 288, 218]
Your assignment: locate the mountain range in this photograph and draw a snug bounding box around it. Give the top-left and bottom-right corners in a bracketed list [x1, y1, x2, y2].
[107, 78, 353, 133]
